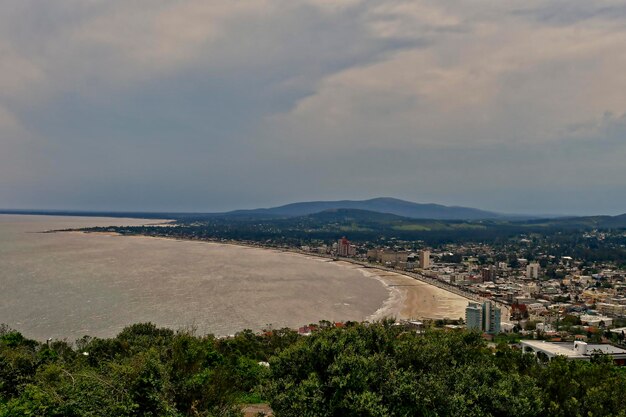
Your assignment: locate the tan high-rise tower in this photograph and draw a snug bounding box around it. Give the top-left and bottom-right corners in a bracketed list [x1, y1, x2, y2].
[419, 250, 430, 269]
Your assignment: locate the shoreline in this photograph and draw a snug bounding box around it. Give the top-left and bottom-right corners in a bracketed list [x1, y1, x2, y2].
[77, 230, 473, 322]
[3, 213, 479, 341]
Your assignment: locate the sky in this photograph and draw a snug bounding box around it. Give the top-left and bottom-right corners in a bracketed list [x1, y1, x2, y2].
[2, 0, 626, 215]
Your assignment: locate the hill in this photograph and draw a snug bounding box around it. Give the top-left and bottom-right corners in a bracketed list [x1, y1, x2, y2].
[522, 213, 626, 229]
[221, 197, 503, 220]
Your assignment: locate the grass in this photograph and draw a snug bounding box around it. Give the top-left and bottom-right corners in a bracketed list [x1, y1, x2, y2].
[392, 224, 432, 231]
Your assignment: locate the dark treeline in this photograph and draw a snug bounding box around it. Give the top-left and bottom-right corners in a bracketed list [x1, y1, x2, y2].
[82, 221, 557, 245]
[2, 322, 626, 416]
[83, 218, 626, 265]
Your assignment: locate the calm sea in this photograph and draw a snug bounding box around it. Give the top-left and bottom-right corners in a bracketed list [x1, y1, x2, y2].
[0, 215, 388, 341]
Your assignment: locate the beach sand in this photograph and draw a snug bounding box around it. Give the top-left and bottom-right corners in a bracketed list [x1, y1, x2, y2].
[330, 261, 470, 322]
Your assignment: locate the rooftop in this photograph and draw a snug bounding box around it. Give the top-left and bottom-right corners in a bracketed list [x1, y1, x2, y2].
[521, 340, 626, 359]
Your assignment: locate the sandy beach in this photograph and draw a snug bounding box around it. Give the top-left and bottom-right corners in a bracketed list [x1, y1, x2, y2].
[327, 261, 470, 322]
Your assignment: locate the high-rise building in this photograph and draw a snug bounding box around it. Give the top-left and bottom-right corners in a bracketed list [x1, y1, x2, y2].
[337, 237, 356, 257]
[481, 266, 497, 282]
[419, 250, 430, 269]
[482, 301, 501, 334]
[465, 303, 482, 331]
[465, 301, 501, 334]
[526, 263, 540, 280]
[337, 237, 349, 257]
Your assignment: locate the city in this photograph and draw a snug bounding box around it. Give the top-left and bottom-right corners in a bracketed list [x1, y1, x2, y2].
[319, 233, 626, 347]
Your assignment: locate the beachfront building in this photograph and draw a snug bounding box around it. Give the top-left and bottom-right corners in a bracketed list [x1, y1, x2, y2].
[367, 249, 409, 267]
[466, 303, 482, 331]
[405, 253, 418, 270]
[419, 250, 430, 269]
[465, 301, 501, 334]
[520, 340, 626, 365]
[483, 301, 501, 334]
[337, 237, 356, 257]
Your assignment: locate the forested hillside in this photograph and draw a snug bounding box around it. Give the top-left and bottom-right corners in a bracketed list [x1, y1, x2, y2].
[2, 322, 626, 416]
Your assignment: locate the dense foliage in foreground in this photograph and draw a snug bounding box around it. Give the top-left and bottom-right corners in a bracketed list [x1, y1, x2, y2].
[2, 322, 626, 416]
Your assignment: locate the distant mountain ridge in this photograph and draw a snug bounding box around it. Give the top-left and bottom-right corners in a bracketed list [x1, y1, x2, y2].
[222, 197, 503, 220]
[2, 201, 625, 227]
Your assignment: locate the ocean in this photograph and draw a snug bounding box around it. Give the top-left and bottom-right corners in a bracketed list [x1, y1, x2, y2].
[0, 215, 388, 341]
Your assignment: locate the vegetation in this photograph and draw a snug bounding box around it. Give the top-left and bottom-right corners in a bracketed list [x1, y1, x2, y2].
[3, 321, 626, 416]
[0, 323, 275, 417]
[76, 209, 626, 267]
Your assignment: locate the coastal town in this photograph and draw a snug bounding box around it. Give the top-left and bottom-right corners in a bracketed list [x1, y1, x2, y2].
[299, 233, 626, 358]
[77, 217, 626, 365]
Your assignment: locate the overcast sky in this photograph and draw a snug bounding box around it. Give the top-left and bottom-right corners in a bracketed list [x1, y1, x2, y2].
[2, 0, 626, 215]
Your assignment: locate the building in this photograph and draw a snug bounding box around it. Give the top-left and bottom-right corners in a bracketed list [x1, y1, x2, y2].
[405, 253, 418, 270]
[483, 301, 501, 334]
[337, 237, 356, 257]
[465, 303, 482, 331]
[520, 340, 626, 365]
[481, 266, 497, 282]
[527, 263, 540, 279]
[526, 302, 548, 316]
[580, 315, 613, 327]
[597, 303, 626, 317]
[419, 250, 430, 269]
[367, 249, 408, 267]
[536, 322, 555, 332]
[465, 301, 501, 334]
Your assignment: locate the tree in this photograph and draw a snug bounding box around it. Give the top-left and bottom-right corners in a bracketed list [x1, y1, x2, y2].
[266, 323, 544, 416]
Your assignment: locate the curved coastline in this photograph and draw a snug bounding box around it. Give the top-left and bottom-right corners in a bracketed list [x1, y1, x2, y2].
[1, 214, 471, 340]
[114, 233, 472, 323]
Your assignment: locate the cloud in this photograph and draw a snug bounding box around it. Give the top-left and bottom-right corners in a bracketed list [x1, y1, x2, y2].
[1, 0, 626, 213]
[268, 0, 626, 151]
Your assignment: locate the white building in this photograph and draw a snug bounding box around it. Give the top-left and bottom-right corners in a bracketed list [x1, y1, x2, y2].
[526, 263, 540, 280]
[521, 340, 626, 365]
[465, 302, 501, 334]
[580, 315, 613, 327]
[536, 322, 555, 332]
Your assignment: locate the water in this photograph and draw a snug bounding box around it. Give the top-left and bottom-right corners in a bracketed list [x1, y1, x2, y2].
[0, 215, 389, 341]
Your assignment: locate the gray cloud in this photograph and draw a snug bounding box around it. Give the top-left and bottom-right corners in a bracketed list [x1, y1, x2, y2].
[2, 0, 626, 214]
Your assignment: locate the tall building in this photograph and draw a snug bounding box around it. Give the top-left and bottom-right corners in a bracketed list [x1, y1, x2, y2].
[337, 237, 350, 257]
[419, 250, 430, 269]
[527, 263, 540, 280]
[482, 301, 501, 334]
[337, 237, 356, 257]
[465, 302, 501, 334]
[481, 266, 497, 282]
[465, 302, 482, 331]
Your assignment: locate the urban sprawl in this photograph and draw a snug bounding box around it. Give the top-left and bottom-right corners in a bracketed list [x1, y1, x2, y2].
[301, 233, 626, 364]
